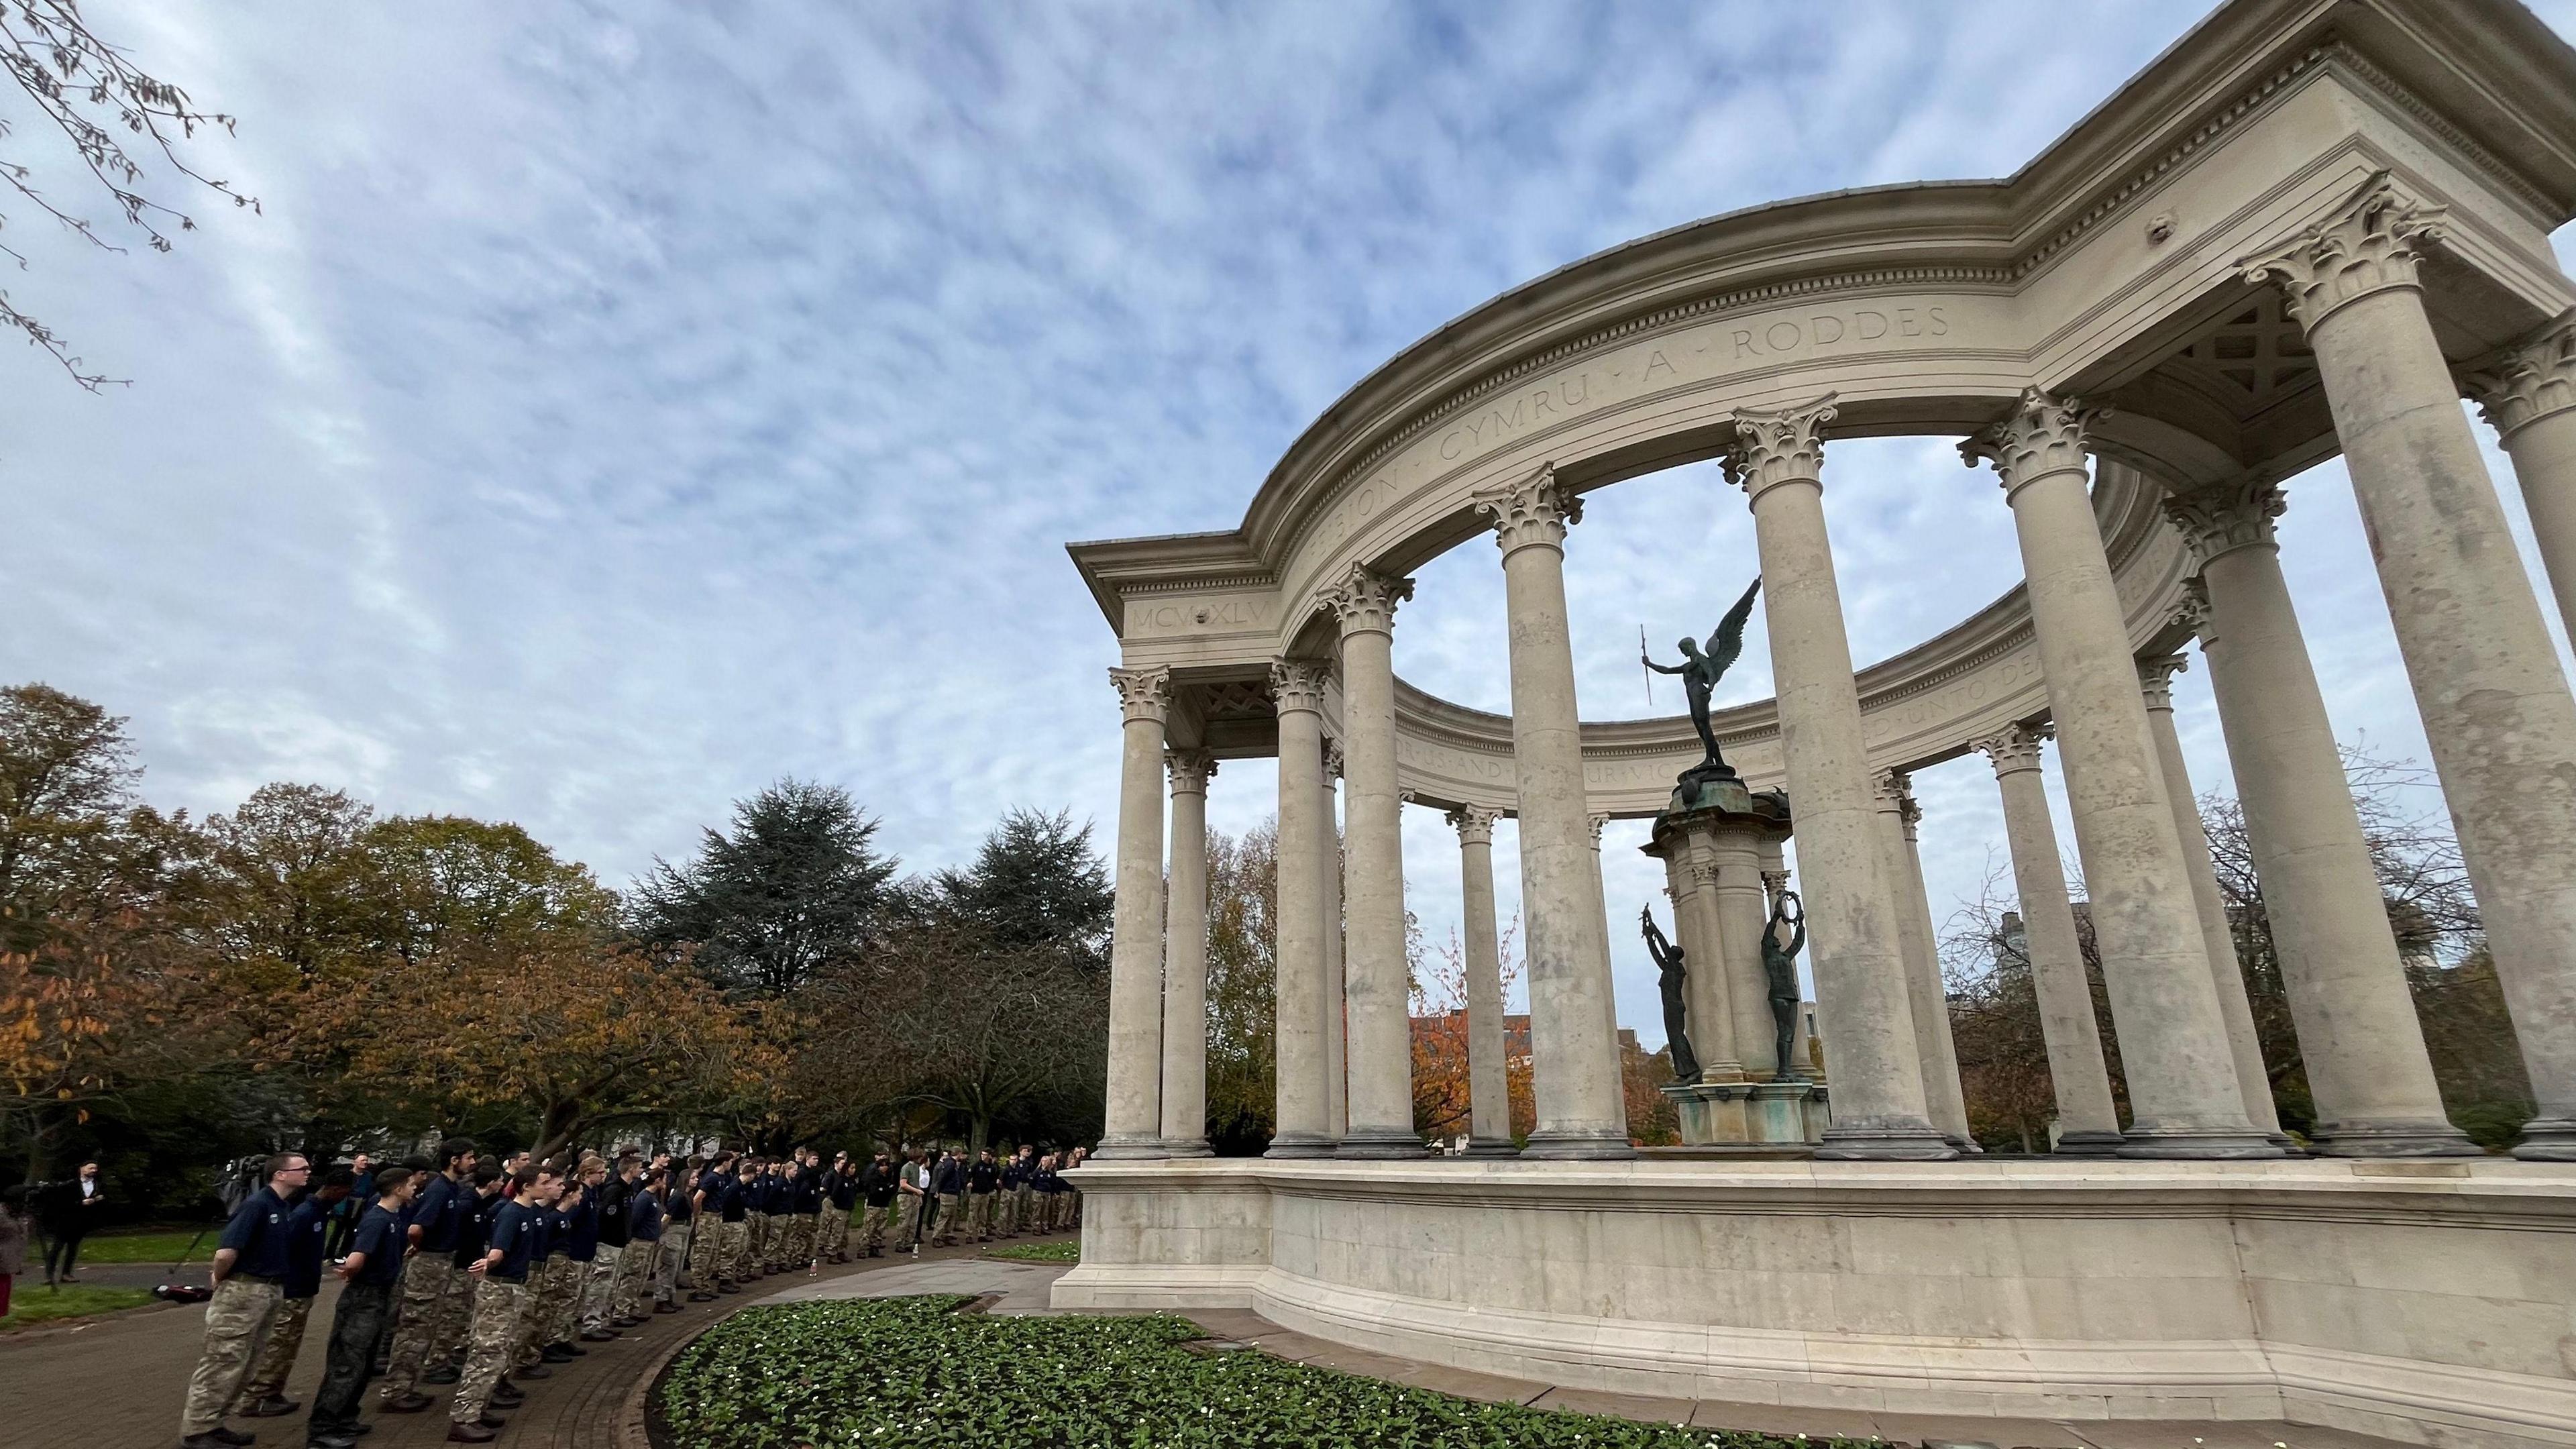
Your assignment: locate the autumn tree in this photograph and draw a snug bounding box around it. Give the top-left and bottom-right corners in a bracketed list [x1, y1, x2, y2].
[632, 780, 896, 998]
[1, 1, 260, 387]
[1, 685, 223, 1176]
[1409, 915, 1524, 1143]
[1201, 823, 1277, 1155]
[324, 934, 773, 1161]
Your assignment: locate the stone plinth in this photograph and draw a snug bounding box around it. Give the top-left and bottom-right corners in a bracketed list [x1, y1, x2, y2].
[1662, 1076, 1827, 1150]
[1641, 777, 1810, 1150]
[1055, 1157, 2576, 1449]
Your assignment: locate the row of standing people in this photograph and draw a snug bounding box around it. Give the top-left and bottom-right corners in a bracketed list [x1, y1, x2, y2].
[175, 1137, 1088, 1448]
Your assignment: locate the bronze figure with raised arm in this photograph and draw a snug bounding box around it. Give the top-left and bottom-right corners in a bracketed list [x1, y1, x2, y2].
[1643, 576, 1763, 784]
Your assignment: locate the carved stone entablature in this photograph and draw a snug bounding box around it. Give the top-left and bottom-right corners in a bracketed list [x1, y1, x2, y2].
[1446, 804, 1501, 846]
[1961, 387, 2104, 500]
[2237, 170, 2449, 333]
[2137, 654, 2189, 710]
[2163, 480, 2286, 565]
[1972, 721, 2051, 776]
[1722, 394, 1837, 504]
[1110, 665, 1173, 724]
[1322, 564, 1415, 638]
[1165, 750, 1217, 795]
[1470, 463, 1584, 558]
[1269, 658, 1331, 715]
[2465, 310, 2576, 440]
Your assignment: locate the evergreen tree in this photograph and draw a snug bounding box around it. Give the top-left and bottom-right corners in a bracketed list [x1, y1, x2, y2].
[632, 779, 897, 996]
[929, 808, 1112, 970]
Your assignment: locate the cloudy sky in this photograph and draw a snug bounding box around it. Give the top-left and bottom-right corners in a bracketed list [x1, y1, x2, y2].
[9, 1, 2575, 1046]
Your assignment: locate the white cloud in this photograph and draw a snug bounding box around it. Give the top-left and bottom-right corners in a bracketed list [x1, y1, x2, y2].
[5, 0, 2573, 1051]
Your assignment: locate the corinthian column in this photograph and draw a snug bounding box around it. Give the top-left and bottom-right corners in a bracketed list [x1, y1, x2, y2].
[2243, 172, 2576, 1160]
[1266, 659, 1336, 1157]
[1872, 770, 1973, 1148]
[1964, 390, 2277, 1157]
[1098, 666, 1173, 1159]
[2467, 311, 2576, 633]
[1448, 806, 1516, 1153]
[1973, 724, 2123, 1152]
[2165, 482, 2473, 1155]
[1325, 564, 1421, 1157]
[1470, 466, 1631, 1158]
[1320, 741, 1347, 1140]
[2135, 653, 2282, 1142]
[1158, 751, 1216, 1158]
[1728, 395, 1949, 1159]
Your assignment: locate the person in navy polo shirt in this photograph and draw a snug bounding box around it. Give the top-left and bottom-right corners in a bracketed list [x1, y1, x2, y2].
[378, 1138, 477, 1411]
[176, 1152, 310, 1448]
[307, 1167, 421, 1447]
[447, 1165, 559, 1442]
[234, 1165, 355, 1419]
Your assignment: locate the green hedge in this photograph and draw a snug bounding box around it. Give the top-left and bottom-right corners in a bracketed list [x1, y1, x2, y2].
[659, 1296, 1875, 1449]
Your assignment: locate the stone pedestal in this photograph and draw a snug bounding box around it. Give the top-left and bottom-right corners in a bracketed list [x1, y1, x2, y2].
[1642, 775, 1815, 1150]
[1662, 1077, 1829, 1150]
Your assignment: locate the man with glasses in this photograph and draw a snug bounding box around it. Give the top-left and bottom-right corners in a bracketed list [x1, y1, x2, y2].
[178, 1152, 309, 1448]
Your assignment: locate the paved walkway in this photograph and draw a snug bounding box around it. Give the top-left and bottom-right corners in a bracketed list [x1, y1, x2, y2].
[7, 1238, 2417, 1449]
[0, 1232, 1077, 1449]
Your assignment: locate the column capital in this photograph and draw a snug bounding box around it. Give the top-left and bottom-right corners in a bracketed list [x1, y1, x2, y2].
[1165, 749, 1218, 796]
[2171, 576, 2214, 645]
[1109, 665, 1173, 724]
[2137, 653, 2189, 711]
[1869, 766, 1914, 815]
[1445, 804, 1503, 846]
[1322, 563, 1415, 637]
[1587, 812, 1609, 849]
[2463, 309, 2576, 441]
[1322, 737, 1345, 780]
[1470, 462, 1584, 557]
[1960, 386, 2104, 500]
[1722, 392, 1838, 504]
[2237, 170, 2448, 333]
[1684, 855, 1723, 888]
[1269, 657, 1330, 715]
[1972, 720, 2052, 777]
[2162, 480, 2286, 565]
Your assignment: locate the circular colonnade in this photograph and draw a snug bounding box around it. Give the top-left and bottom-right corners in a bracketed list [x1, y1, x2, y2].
[1057, 3, 2576, 1444]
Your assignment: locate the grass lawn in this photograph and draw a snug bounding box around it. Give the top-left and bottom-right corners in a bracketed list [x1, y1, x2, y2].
[660, 1295, 1874, 1449]
[68, 1228, 219, 1265]
[1, 1283, 158, 1332]
[984, 1238, 1078, 1263]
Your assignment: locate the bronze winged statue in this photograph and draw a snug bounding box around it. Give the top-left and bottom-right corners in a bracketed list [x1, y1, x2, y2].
[1644, 576, 1762, 786]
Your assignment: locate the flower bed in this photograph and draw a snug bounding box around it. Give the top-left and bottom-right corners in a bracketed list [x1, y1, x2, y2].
[658, 1295, 1875, 1449]
[984, 1238, 1079, 1263]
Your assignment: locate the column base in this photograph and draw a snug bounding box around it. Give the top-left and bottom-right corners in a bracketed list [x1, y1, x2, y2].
[1263, 1134, 1342, 1159]
[1091, 1136, 1172, 1161]
[1458, 1138, 1521, 1159]
[1336, 1129, 1430, 1160]
[2306, 1118, 2481, 1158]
[1159, 1138, 1216, 1159]
[1815, 1120, 1956, 1161]
[2116, 1128, 2288, 1160]
[1945, 1134, 1986, 1155]
[2511, 1116, 2576, 1161]
[2051, 1130, 2127, 1157]
[1520, 1128, 1639, 1161]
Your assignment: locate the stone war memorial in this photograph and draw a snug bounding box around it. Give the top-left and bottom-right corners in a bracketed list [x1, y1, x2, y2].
[1056, 2, 2576, 1446]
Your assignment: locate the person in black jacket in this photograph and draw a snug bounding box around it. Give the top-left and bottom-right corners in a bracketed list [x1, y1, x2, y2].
[820, 1153, 860, 1264]
[856, 1154, 900, 1258]
[790, 1149, 825, 1270]
[965, 1150, 1002, 1242]
[585, 1157, 635, 1336]
[38, 1160, 105, 1284]
[176, 1152, 311, 1449]
[307, 1167, 421, 1448]
[926, 1149, 969, 1248]
[378, 1137, 479, 1412]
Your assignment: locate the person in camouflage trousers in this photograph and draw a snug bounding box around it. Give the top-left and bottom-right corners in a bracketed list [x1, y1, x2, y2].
[449, 1165, 558, 1444]
[377, 1138, 480, 1412]
[723, 1157, 759, 1286]
[231, 1165, 351, 1417]
[176, 1155, 308, 1449]
[1002, 1144, 1038, 1237]
[855, 1152, 900, 1256]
